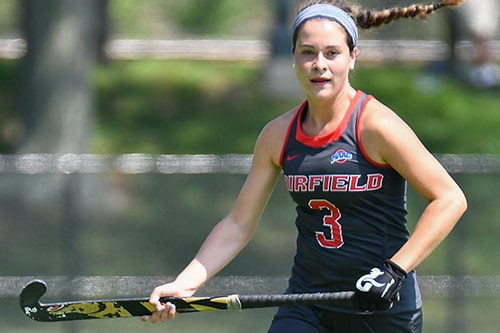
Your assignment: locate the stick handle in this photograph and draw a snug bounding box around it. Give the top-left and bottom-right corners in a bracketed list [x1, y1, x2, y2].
[237, 292, 354, 310]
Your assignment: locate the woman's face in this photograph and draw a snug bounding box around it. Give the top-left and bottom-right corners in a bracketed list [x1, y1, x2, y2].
[293, 18, 356, 100]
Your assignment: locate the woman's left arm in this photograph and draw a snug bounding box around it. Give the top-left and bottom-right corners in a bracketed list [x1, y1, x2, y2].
[361, 100, 468, 273]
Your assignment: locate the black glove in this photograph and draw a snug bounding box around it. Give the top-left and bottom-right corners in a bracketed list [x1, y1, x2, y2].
[352, 259, 407, 312]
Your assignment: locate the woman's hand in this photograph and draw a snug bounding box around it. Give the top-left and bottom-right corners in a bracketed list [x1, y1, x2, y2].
[140, 281, 196, 323]
[352, 259, 407, 312]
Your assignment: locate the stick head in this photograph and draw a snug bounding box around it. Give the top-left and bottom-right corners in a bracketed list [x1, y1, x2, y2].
[19, 280, 48, 321]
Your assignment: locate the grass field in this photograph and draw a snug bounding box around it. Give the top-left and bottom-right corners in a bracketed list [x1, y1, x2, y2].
[91, 59, 500, 155]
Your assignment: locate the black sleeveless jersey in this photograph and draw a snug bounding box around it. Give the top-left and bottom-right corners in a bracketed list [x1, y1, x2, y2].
[280, 90, 421, 313]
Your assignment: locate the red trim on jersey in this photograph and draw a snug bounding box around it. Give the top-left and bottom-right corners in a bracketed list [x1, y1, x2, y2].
[356, 95, 394, 169]
[296, 90, 364, 148]
[279, 101, 307, 167]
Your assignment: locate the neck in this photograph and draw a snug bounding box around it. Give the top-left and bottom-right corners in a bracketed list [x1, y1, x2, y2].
[303, 87, 357, 136]
[308, 86, 356, 117]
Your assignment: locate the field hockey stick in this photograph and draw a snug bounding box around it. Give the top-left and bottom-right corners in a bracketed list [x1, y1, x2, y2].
[20, 279, 355, 322]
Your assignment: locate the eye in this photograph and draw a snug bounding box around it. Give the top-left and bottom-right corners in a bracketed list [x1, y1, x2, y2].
[326, 50, 339, 58]
[300, 49, 315, 56]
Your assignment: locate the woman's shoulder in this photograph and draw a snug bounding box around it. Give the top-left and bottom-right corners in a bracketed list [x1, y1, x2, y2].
[361, 94, 407, 132]
[261, 104, 302, 138]
[255, 104, 303, 166]
[359, 93, 420, 166]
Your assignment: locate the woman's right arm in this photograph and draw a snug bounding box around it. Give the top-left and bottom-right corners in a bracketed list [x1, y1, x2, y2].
[144, 113, 292, 323]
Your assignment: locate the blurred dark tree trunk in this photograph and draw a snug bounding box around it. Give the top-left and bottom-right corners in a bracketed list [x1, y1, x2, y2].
[0, 4, 109, 319]
[0, 0, 109, 202]
[0, 0, 109, 206]
[270, 0, 292, 57]
[19, 0, 108, 154]
[262, 0, 300, 95]
[445, 9, 461, 78]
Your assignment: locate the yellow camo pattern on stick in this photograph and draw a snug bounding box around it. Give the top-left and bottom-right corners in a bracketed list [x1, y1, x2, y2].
[49, 301, 134, 319]
[19, 280, 235, 321]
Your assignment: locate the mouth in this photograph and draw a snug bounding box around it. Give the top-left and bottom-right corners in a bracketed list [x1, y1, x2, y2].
[310, 78, 331, 84]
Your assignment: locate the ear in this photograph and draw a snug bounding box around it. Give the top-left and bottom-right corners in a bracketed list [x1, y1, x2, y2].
[349, 47, 359, 70]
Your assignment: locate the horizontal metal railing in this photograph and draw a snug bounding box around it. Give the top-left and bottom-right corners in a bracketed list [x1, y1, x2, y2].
[2, 275, 500, 298]
[1, 39, 499, 62]
[0, 153, 498, 174]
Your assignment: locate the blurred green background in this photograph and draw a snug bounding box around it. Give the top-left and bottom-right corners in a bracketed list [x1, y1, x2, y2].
[0, 0, 499, 332]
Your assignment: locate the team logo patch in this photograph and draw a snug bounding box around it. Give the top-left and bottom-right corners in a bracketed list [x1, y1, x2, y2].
[330, 149, 353, 165]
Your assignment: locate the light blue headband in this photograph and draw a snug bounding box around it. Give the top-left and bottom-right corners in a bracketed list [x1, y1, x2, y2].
[292, 4, 359, 46]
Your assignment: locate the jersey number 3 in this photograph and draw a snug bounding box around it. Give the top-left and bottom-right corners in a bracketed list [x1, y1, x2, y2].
[309, 199, 344, 249]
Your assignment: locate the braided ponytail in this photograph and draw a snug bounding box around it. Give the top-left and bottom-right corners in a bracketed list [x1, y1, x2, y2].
[336, 0, 465, 29]
[297, 0, 466, 29]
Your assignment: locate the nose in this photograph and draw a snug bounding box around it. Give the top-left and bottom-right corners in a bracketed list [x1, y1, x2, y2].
[313, 53, 327, 72]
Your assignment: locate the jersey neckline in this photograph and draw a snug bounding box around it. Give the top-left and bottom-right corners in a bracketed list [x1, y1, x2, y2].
[295, 90, 364, 148]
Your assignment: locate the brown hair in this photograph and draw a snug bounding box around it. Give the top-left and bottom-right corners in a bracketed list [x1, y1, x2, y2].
[293, 0, 465, 51]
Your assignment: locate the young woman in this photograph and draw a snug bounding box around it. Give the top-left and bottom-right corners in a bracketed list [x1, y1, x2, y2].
[143, 1, 467, 332]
